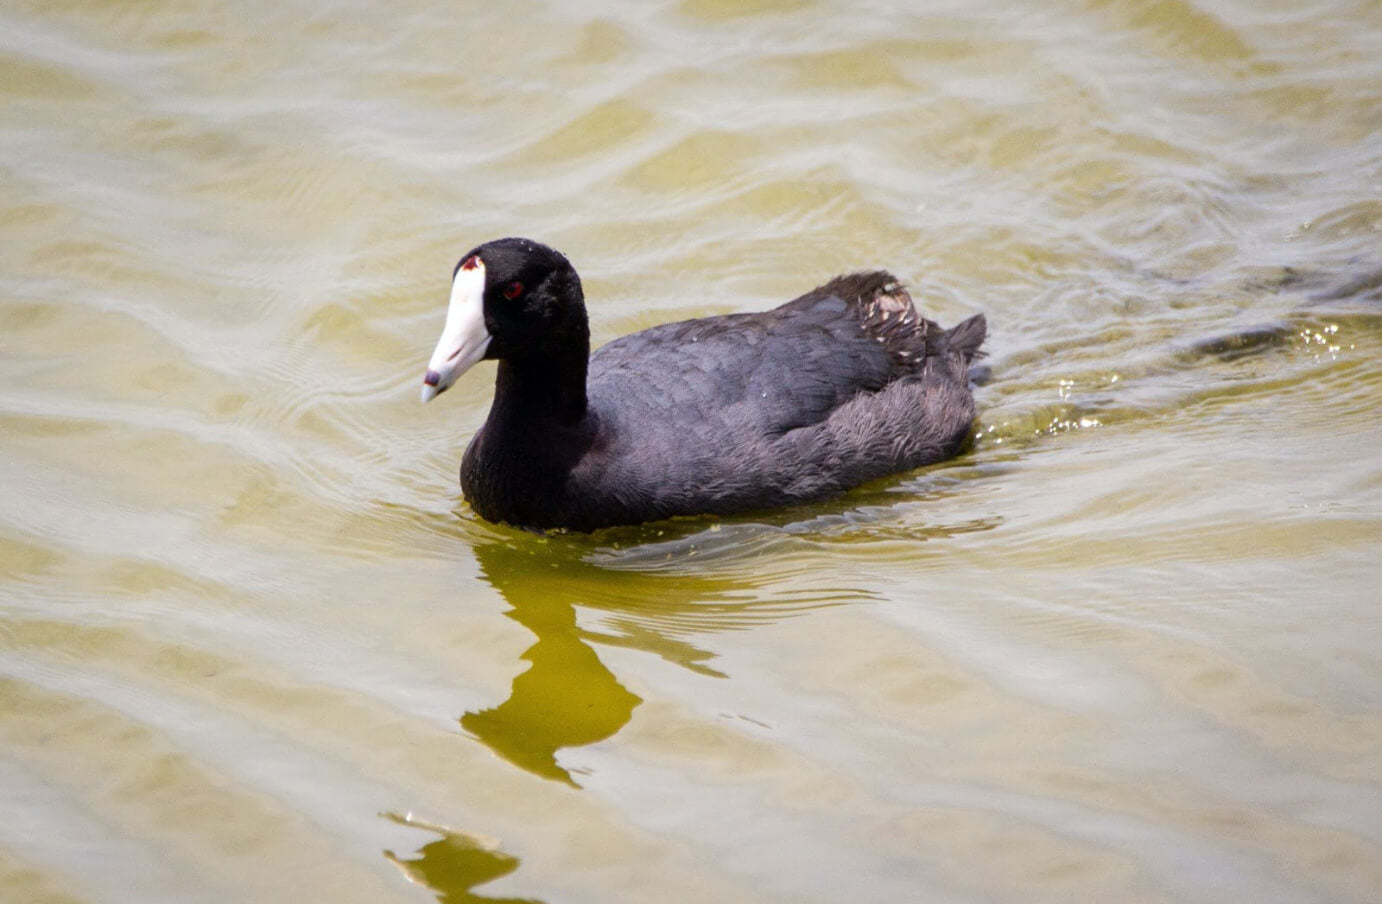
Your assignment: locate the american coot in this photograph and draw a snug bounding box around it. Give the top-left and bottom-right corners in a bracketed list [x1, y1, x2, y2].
[421, 238, 986, 532]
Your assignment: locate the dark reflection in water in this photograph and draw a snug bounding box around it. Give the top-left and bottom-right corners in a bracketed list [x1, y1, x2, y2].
[383, 812, 543, 904]
[459, 525, 868, 785]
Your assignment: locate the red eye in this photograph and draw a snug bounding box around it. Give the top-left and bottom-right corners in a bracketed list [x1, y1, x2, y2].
[503, 281, 523, 299]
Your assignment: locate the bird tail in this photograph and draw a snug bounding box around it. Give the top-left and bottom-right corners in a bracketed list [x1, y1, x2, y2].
[944, 313, 987, 362]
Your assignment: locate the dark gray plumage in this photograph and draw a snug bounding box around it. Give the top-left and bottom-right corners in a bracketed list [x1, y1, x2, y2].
[422, 238, 986, 532]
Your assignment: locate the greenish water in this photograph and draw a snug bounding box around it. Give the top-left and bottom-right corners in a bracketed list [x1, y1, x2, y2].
[1, 1, 1380, 902]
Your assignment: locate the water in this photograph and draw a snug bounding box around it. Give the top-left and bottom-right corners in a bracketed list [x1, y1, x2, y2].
[2, 0, 1380, 901]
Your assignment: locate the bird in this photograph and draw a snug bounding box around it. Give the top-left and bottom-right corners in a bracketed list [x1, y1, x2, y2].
[420, 237, 986, 532]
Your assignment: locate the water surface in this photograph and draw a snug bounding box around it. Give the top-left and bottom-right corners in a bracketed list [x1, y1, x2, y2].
[2, 0, 1380, 901]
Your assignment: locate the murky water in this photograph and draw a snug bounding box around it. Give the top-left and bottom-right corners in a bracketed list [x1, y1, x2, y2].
[2, 0, 1380, 901]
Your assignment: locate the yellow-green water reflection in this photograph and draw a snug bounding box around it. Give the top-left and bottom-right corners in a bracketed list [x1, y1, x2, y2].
[459, 528, 870, 784]
[385, 813, 542, 904]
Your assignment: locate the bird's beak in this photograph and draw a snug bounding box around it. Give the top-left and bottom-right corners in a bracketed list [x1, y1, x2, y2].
[421, 259, 491, 403]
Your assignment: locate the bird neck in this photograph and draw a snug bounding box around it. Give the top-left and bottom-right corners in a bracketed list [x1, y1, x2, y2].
[491, 345, 589, 427]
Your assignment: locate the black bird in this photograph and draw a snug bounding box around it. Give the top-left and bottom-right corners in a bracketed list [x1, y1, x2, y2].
[420, 238, 986, 532]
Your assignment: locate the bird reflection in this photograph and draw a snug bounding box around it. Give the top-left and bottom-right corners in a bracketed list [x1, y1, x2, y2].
[383, 812, 543, 904]
[459, 560, 641, 787]
[459, 522, 849, 786]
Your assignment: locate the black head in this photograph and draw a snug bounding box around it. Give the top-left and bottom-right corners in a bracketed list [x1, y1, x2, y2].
[421, 238, 587, 403]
